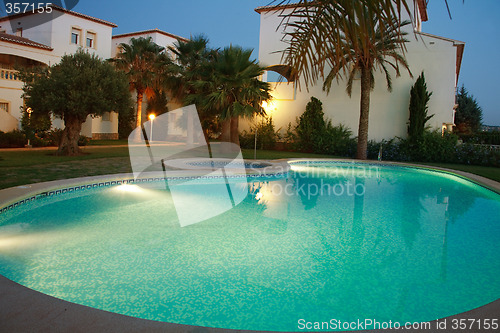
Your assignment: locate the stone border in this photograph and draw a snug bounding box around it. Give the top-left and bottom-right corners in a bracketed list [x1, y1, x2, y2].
[0, 159, 499, 332]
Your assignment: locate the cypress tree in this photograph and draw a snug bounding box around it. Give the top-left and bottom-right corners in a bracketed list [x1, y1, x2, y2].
[408, 72, 433, 142]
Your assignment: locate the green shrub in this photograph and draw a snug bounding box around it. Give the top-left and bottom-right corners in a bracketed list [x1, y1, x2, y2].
[0, 130, 26, 148]
[20, 107, 51, 141]
[459, 131, 500, 145]
[282, 122, 297, 145]
[367, 139, 407, 161]
[119, 107, 135, 140]
[402, 130, 458, 163]
[296, 97, 327, 153]
[239, 117, 280, 150]
[323, 122, 357, 157]
[455, 143, 500, 166]
[78, 135, 90, 146]
[45, 129, 64, 146]
[30, 135, 51, 147]
[368, 130, 498, 167]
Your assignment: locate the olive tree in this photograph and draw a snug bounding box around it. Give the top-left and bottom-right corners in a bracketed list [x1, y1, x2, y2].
[20, 50, 132, 155]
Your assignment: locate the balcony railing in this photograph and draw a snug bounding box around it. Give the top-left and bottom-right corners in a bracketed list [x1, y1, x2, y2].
[0, 69, 21, 81]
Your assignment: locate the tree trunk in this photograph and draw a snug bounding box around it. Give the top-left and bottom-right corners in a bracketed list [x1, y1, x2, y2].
[220, 118, 231, 142]
[58, 114, 83, 156]
[356, 66, 371, 160]
[230, 116, 240, 146]
[136, 91, 144, 129]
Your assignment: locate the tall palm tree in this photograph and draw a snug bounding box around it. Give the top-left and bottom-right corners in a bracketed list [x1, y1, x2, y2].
[146, 88, 169, 117]
[192, 46, 271, 146]
[165, 35, 222, 139]
[112, 37, 166, 129]
[282, 1, 411, 159]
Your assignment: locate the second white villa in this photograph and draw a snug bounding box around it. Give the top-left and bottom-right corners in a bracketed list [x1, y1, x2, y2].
[0, 1, 464, 142]
[0, 5, 187, 139]
[255, 0, 464, 141]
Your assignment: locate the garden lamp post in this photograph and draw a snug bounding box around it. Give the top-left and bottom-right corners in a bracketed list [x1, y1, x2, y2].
[26, 107, 33, 147]
[149, 114, 155, 142]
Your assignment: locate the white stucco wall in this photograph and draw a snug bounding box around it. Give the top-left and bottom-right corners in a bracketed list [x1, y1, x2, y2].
[48, 12, 113, 59]
[0, 9, 117, 136]
[1, 12, 53, 47]
[0, 78, 23, 128]
[0, 40, 59, 130]
[257, 2, 459, 141]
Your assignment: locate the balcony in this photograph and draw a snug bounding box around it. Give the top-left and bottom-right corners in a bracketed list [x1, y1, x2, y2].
[0, 68, 21, 81]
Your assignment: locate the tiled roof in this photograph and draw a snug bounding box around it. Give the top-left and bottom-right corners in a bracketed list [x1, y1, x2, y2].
[112, 28, 188, 42]
[0, 32, 53, 50]
[0, 4, 117, 28]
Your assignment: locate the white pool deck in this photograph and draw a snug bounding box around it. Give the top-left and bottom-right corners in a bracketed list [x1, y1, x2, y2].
[0, 159, 499, 332]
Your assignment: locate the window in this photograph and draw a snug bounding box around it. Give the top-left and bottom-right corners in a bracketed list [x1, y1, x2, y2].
[0, 102, 9, 113]
[15, 28, 22, 37]
[86, 31, 96, 48]
[266, 71, 285, 83]
[71, 27, 81, 45]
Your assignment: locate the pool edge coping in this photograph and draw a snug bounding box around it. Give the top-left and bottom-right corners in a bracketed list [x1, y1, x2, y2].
[0, 159, 291, 213]
[283, 158, 500, 193]
[0, 158, 499, 332]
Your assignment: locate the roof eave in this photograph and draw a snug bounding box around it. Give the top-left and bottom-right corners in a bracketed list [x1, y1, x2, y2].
[255, 3, 303, 14]
[112, 29, 189, 42]
[0, 37, 53, 50]
[417, 0, 428, 22]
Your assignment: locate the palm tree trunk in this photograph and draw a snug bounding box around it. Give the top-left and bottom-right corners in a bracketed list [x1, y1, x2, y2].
[356, 66, 371, 160]
[230, 116, 240, 146]
[220, 118, 231, 142]
[136, 91, 144, 129]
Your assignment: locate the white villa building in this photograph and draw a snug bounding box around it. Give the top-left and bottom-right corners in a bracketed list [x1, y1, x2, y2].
[1, 2, 464, 143]
[255, 0, 465, 141]
[0, 5, 186, 139]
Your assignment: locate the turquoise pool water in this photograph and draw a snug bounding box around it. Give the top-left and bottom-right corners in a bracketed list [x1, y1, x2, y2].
[0, 161, 499, 331]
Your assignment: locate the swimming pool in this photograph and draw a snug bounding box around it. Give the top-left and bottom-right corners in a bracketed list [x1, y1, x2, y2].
[0, 160, 499, 331]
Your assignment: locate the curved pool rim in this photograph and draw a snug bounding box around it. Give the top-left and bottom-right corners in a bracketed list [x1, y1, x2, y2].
[0, 158, 499, 332]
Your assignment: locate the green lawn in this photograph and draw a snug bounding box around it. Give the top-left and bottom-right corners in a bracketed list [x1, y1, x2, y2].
[88, 139, 129, 146]
[412, 162, 500, 182]
[0, 146, 498, 190]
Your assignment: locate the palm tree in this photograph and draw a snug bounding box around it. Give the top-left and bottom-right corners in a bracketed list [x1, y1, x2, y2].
[165, 36, 222, 139]
[166, 35, 215, 104]
[146, 88, 169, 117]
[282, 1, 411, 159]
[192, 46, 271, 146]
[112, 37, 167, 129]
